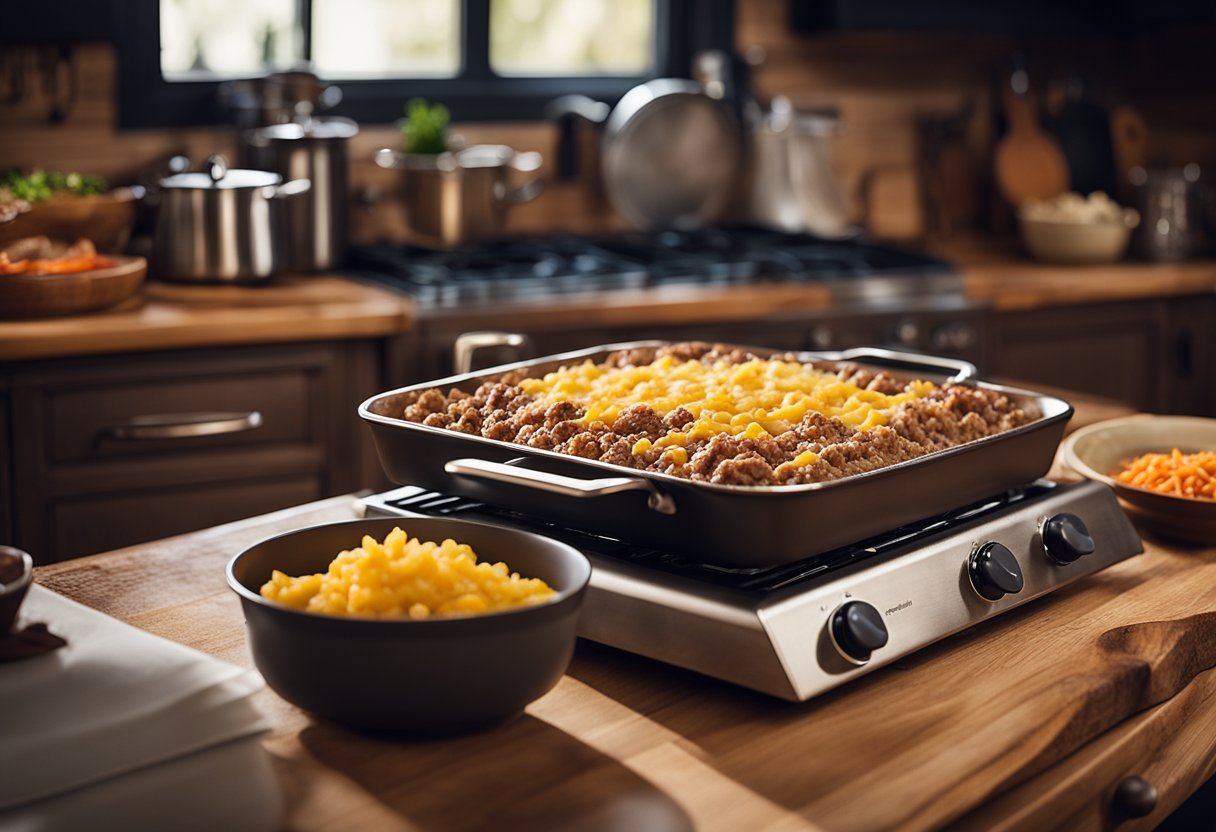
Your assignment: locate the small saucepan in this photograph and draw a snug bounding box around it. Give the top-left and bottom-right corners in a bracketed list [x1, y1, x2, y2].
[153, 155, 310, 283]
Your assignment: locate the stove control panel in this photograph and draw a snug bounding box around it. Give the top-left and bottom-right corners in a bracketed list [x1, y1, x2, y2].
[362, 479, 1143, 703]
[758, 480, 1142, 700]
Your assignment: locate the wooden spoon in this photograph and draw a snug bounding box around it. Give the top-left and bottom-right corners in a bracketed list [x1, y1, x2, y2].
[994, 86, 1069, 205]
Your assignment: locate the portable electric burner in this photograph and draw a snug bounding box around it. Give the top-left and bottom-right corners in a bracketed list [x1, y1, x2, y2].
[361, 478, 1142, 702]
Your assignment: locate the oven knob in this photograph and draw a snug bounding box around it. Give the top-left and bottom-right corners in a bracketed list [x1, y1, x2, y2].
[810, 325, 835, 350]
[829, 601, 889, 664]
[931, 321, 978, 352]
[968, 542, 1024, 601]
[1042, 513, 1095, 564]
[894, 319, 921, 347]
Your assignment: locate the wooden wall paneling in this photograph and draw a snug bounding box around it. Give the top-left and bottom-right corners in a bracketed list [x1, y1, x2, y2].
[3, 5, 1216, 242]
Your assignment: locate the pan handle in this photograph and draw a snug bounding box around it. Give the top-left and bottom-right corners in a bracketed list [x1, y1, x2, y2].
[828, 347, 978, 384]
[444, 458, 677, 515]
[453, 331, 532, 375]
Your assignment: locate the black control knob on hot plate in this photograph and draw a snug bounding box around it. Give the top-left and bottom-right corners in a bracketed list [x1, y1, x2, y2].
[968, 542, 1024, 601]
[1042, 512, 1095, 564]
[829, 601, 889, 664]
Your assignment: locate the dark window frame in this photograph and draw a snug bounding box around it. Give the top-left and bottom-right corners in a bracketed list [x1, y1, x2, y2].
[114, 0, 733, 129]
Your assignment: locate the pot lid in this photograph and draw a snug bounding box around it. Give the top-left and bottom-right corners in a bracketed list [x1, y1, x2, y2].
[160, 155, 281, 189]
[253, 117, 359, 142]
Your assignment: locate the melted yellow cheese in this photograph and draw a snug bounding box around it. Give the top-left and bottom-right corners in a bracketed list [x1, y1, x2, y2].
[518, 355, 935, 456]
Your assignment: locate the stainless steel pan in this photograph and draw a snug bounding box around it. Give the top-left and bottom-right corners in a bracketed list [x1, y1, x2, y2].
[359, 342, 1073, 567]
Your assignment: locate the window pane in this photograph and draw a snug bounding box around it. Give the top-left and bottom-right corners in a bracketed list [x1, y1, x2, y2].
[160, 0, 302, 79]
[312, 0, 460, 79]
[490, 0, 653, 76]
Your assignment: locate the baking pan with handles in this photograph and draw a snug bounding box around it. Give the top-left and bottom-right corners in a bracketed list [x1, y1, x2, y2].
[360, 341, 1072, 567]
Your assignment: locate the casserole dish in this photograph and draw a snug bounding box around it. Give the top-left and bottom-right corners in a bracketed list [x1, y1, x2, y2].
[360, 343, 1073, 567]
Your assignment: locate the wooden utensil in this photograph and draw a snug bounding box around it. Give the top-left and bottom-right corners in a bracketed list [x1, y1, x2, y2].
[0, 254, 145, 319]
[1110, 105, 1149, 203]
[995, 87, 1069, 206]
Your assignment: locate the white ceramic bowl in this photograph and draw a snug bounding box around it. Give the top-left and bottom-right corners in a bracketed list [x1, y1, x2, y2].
[1060, 415, 1216, 544]
[1018, 213, 1138, 265]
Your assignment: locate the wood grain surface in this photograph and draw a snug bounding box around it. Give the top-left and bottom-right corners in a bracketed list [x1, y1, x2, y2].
[1, 246, 1213, 364]
[0, 275, 410, 361]
[29, 402, 1216, 831]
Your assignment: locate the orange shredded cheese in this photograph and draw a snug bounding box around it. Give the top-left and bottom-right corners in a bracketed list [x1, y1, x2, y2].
[1114, 448, 1216, 501]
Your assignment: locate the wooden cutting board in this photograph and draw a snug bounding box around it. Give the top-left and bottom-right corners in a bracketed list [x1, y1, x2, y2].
[995, 88, 1069, 206]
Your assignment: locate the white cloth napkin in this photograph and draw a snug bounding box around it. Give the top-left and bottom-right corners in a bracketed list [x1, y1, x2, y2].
[0, 585, 279, 831]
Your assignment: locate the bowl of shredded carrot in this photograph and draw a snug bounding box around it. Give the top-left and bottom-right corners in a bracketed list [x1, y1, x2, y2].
[1061, 415, 1216, 544]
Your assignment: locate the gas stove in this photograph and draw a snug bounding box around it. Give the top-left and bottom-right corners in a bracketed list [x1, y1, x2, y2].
[348, 227, 960, 310]
[361, 479, 1142, 701]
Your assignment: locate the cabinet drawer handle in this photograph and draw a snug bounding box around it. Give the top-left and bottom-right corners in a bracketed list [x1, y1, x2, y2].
[105, 411, 264, 440]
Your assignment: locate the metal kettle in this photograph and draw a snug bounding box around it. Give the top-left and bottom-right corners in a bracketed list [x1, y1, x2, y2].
[748, 96, 854, 238]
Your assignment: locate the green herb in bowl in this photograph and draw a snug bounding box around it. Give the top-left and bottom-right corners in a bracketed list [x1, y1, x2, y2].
[0, 170, 108, 204]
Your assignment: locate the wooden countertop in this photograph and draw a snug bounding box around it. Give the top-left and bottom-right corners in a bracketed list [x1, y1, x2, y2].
[940, 238, 1216, 311]
[0, 276, 412, 362]
[30, 399, 1216, 831]
[4, 241, 1215, 362]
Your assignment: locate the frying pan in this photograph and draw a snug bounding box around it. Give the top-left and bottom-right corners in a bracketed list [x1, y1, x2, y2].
[548, 79, 742, 230]
[360, 343, 1072, 567]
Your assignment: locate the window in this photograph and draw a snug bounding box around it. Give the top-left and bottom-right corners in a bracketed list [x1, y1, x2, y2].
[118, 0, 730, 128]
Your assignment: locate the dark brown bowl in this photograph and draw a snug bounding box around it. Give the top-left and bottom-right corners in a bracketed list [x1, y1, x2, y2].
[227, 517, 590, 735]
[0, 546, 34, 635]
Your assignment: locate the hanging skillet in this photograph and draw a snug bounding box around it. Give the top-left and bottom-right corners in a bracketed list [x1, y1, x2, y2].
[548, 78, 742, 230]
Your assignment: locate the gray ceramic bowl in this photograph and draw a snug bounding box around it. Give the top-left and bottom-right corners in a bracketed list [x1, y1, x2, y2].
[227, 517, 590, 734]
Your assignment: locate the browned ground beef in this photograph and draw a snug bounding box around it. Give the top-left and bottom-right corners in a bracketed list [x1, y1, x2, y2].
[396, 342, 1037, 486]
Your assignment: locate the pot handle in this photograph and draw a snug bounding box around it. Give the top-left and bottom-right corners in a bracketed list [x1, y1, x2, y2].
[374, 148, 407, 170]
[273, 178, 311, 198]
[497, 151, 545, 205]
[822, 346, 978, 384]
[444, 458, 677, 515]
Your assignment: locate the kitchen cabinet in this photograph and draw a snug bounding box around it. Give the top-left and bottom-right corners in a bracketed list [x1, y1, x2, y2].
[1, 339, 388, 563]
[988, 296, 1215, 416]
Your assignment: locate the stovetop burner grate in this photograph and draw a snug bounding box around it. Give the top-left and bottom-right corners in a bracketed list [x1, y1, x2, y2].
[347, 227, 955, 307]
[375, 481, 1058, 594]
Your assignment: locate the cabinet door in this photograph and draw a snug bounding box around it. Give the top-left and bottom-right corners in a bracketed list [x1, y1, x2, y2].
[8, 340, 383, 563]
[990, 302, 1166, 410]
[1164, 296, 1216, 417]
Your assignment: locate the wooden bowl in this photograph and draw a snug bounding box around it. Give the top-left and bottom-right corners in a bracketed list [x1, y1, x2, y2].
[0, 189, 140, 253]
[0, 255, 146, 319]
[1061, 415, 1216, 544]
